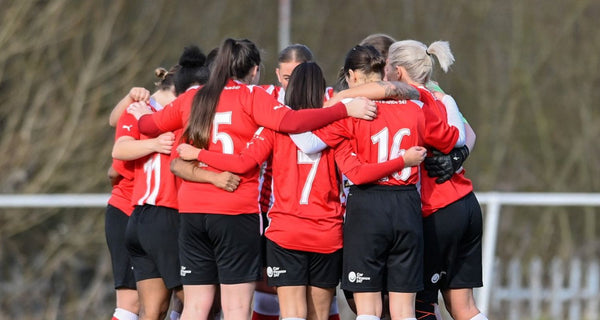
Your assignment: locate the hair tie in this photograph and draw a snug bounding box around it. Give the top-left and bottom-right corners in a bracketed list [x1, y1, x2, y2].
[425, 48, 431, 56]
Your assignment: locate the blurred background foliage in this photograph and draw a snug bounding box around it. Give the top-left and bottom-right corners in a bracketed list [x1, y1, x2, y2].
[0, 0, 599, 318]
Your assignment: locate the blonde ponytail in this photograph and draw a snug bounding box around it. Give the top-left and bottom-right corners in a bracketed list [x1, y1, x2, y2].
[388, 39, 455, 84]
[426, 41, 455, 73]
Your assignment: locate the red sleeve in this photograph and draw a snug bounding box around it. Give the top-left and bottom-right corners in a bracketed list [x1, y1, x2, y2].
[139, 90, 193, 136]
[138, 114, 163, 137]
[277, 102, 348, 133]
[417, 87, 459, 153]
[334, 140, 406, 185]
[312, 119, 353, 148]
[245, 86, 291, 130]
[244, 86, 348, 133]
[197, 128, 275, 174]
[115, 112, 140, 140]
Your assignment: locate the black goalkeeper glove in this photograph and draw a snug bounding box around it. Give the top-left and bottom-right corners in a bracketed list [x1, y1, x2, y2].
[424, 146, 470, 184]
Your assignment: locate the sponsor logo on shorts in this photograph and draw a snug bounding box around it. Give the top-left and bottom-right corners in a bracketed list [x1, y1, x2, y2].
[348, 271, 371, 283]
[430, 271, 446, 284]
[266, 266, 287, 278]
[180, 266, 191, 277]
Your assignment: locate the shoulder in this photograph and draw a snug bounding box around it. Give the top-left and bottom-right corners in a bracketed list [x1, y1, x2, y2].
[172, 86, 199, 105]
[372, 99, 417, 108]
[259, 84, 280, 95]
[116, 112, 139, 137]
[232, 82, 271, 97]
[408, 99, 424, 108]
[182, 85, 201, 96]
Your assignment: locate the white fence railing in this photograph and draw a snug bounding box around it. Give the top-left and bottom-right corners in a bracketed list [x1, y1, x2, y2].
[0, 193, 109, 207]
[492, 257, 599, 320]
[475, 192, 600, 315]
[1, 192, 600, 317]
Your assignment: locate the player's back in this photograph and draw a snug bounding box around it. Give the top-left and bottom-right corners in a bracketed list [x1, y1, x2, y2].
[331, 99, 425, 186]
[115, 103, 178, 209]
[266, 131, 343, 254]
[177, 80, 288, 214]
[133, 105, 179, 210]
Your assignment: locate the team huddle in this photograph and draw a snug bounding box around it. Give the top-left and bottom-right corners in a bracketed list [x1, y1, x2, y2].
[105, 33, 487, 320]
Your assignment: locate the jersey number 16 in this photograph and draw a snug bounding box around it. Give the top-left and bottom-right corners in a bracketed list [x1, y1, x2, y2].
[372, 127, 411, 181]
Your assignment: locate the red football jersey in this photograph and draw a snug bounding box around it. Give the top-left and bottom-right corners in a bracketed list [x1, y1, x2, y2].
[265, 129, 343, 254]
[149, 80, 292, 214]
[416, 86, 460, 154]
[115, 107, 179, 209]
[260, 85, 335, 104]
[314, 99, 426, 186]
[261, 84, 285, 104]
[421, 167, 473, 217]
[257, 84, 283, 213]
[255, 85, 339, 214]
[196, 127, 343, 253]
[108, 121, 137, 215]
[417, 87, 473, 216]
[108, 159, 135, 216]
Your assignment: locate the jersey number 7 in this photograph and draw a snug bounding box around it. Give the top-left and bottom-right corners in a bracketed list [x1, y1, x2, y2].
[297, 150, 322, 204]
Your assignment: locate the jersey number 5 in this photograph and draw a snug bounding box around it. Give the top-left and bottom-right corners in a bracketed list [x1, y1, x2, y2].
[371, 127, 411, 181]
[213, 112, 234, 154]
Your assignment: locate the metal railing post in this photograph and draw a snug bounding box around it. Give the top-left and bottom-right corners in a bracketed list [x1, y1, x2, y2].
[478, 192, 502, 315]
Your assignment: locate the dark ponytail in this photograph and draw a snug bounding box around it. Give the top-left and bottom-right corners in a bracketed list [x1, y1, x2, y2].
[343, 45, 386, 80]
[183, 38, 260, 148]
[174, 45, 206, 95]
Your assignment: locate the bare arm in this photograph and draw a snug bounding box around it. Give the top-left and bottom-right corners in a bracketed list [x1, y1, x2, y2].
[112, 132, 175, 161]
[325, 81, 420, 107]
[170, 158, 241, 192]
[109, 87, 150, 127]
